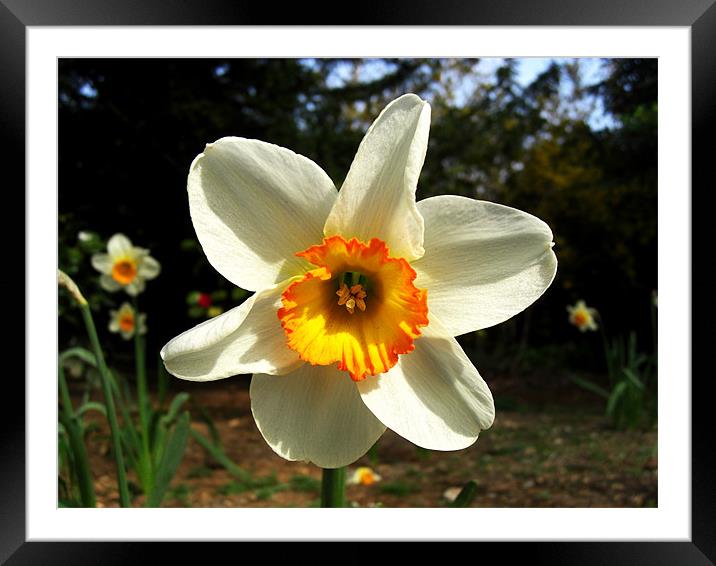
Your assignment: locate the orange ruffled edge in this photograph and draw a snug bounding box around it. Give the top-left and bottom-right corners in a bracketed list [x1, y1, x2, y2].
[278, 236, 429, 381]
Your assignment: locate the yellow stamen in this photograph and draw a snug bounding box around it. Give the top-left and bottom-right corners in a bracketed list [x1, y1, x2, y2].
[337, 282, 367, 315]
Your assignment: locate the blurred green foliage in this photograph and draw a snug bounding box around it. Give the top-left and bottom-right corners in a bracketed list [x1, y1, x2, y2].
[59, 57, 656, 378]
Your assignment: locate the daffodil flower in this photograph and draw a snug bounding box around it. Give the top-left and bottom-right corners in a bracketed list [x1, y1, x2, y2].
[109, 302, 147, 340]
[348, 466, 382, 486]
[567, 300, 598, 332]
[91, 234, 160, 296]
[162, 94, 557, 468]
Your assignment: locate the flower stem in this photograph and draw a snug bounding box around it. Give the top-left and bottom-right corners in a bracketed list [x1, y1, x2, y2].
[320, 467, 346, 508]
[79, 302, 131, 507]
[132, 296, 153, 493]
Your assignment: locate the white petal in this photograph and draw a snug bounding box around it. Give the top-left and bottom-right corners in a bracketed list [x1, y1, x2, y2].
[414, 195, 557, 336]
[107, 233, 133, 258]
[250, 364, 386, 468]
[124, 278, 144, 296]
[357, 316, 494, 451]
[138, 256, 161, 279]
[99, 274, 121, 293]
[91, 253, 112, 274]
[323, 94, 429, 261]
[161, 282, 302, 381]
[188, 137, 338, 291]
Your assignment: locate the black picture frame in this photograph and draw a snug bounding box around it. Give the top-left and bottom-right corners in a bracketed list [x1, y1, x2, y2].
[5, 0, 711, 563]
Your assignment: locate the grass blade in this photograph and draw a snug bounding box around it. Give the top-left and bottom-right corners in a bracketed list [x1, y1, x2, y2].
[146, 411, 191, 507]
[189, 428, 252, 482]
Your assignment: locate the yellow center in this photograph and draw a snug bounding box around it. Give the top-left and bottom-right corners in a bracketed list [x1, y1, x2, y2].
[357, 469, 377, 485]
[112, 258, 138, 285]
[573, 311, 588, 327]
[278, 236, 429, 381]
[119, 313, 135, 333]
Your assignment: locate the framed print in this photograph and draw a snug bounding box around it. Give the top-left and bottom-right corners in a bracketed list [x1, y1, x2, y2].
[5, 0, 712, 562]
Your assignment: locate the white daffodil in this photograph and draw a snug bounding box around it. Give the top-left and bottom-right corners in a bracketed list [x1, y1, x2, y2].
[91, 233, 160, 296]
[347, 466, 382, 486]
[109, 302, 147, 340]
[161, 94, 558, 469]
[567, 300, 598, 332]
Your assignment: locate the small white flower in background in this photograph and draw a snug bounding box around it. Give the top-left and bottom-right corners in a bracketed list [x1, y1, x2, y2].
[347, 466, 382, 486]
[109, 302, 147, 340]
[567, 300, 598, 332]
[162, 93, 558, 469]
[91, 233, 160, 296]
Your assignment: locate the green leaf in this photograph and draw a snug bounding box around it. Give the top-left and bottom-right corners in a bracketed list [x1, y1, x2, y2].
[157, 357, 169, 408]
[59, 347, 97, 367]
[606, 381, 628, 419]
[146, 411, 191, 507]
[567, 374, 609, 399]
[189, 428, 252, 482]
[449, 480, 479, 508]
[76, 401, 107, 418]
[622, 368, 645, 390]
[162, 393, 190, 426]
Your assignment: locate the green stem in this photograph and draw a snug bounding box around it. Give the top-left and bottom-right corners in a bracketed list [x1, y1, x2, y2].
[132, 297, 150, 434]
[132, 296, 153, 493]
[320, 467, 346, 508]
[58, 365, 96, 507]
[80, 303, 131, 507]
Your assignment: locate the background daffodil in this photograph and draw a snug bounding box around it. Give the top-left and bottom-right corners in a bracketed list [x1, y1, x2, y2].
[348, 466, 382, 486]
[91, 233, 161, 296]
[162, 93, 558, 469]
[109, 302, 147, 340]
[567, 300, 599, 332]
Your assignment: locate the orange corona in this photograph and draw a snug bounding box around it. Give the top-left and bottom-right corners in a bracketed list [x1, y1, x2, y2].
[111, 258, 138, 285]
[119, 312, 135, 333]
[278, 236, 428, 381]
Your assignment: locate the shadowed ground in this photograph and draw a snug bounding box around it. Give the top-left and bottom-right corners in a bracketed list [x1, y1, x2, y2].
[74, 375, 657, 508]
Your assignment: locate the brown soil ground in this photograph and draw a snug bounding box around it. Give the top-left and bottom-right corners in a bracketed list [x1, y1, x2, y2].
[72, 376, 657, 508]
